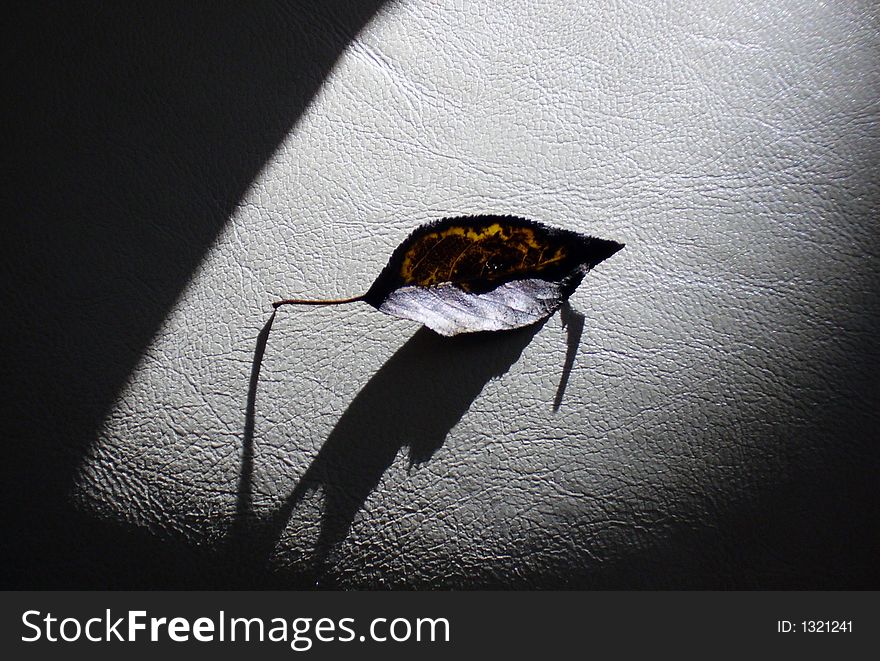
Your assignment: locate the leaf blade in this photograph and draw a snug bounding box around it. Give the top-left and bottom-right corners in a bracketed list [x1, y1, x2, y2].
[273, 214, 624, 336]
[379, 278, 565, 336]
[363, 215, 624, 335]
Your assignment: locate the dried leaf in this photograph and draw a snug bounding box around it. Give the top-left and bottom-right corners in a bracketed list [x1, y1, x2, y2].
[274, 215, 624, 336]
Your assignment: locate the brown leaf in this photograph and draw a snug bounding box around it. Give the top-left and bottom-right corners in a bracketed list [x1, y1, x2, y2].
[274, 215, 624, 336]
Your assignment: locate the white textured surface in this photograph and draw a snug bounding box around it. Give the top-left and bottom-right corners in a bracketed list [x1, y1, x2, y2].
[68, 0, 879, 587]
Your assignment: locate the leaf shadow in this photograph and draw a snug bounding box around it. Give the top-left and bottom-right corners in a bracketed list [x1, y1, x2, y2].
[553, 302, 585, 411]
[231, 318, 545, 585]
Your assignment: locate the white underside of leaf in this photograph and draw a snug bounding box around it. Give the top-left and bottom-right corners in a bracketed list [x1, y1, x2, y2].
[379, 279, 563, 336]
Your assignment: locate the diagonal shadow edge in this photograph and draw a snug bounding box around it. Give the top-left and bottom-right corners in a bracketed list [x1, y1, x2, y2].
[2, 1, 391, 588]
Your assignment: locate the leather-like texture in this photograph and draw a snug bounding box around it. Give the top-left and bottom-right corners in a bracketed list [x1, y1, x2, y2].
[4, 0, 879, 588]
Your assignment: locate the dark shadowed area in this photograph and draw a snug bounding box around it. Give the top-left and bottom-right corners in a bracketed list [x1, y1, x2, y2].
[1, 0, 389, 588]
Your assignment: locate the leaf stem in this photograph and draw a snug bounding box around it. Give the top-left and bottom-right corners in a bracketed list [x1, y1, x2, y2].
[272, 294, 365, 309]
